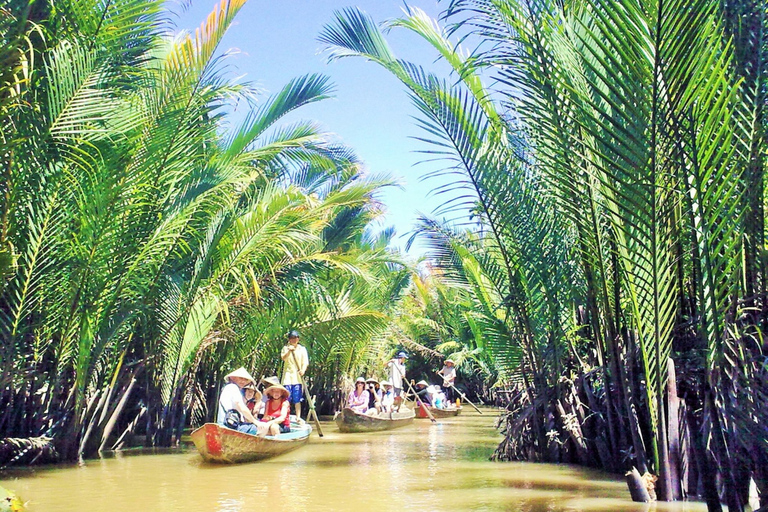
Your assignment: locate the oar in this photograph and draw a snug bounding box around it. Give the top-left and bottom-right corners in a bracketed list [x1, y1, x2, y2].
[435, 371, 483, 414]
[394, 363, 437, 423]
[291, 350, 324, 437]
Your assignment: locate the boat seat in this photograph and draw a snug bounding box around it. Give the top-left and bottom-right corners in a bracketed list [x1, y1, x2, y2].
[265, 424, 312, 441]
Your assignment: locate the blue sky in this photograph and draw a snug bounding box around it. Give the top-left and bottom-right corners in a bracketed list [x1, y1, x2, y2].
[168, 0, 469, 257]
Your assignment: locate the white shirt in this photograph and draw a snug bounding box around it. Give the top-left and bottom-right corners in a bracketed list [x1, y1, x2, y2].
[217, 383, 245, 424]
[387, 360, 406, 388]
[381, 390, 395, 411]
[439, 365, 456, 385]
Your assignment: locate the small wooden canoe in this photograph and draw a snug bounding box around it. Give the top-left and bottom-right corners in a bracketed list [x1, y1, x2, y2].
[190, 422, 311, 463]
[335, 407, 415, 433]
[414, 402, 462, 419]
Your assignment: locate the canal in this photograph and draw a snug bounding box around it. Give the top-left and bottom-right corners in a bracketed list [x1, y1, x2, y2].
[1, 409, 708, 511]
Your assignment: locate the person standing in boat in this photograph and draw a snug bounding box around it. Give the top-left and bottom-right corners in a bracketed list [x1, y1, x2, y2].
[437, 358, 457, 404]
[217, 368, 266, 435]
[386, 351, 408, 398]
[280, 330, 308, 422]
[260, 384, 292, 436]
[347, 377, 370, 413]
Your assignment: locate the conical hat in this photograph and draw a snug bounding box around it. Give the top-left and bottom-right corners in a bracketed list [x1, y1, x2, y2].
[264, 384, 290, 400]
[415, 380, 429, 387]
[224, 367, 256, 385]
[260, 375, 281, 387]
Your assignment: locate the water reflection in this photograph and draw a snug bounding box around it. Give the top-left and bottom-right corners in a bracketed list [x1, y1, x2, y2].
[1, 410, 708, 512]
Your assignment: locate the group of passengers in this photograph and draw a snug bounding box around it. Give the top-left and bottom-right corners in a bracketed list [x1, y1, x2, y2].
[217, 330, 307, 437]
[345, 354, 460, 414]
[217, 369, 293, 437]
[346, 377, 397, 415]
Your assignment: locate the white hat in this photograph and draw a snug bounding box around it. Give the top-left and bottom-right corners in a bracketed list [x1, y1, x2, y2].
[381, 380, 393, 387]
[224, 367, 256, 385]
[415, 380, 429, 387]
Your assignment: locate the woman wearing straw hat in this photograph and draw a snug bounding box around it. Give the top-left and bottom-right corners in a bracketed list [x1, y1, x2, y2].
[260, 384, 292, 436]
[437, 358, 457, 403]
[217, 368, 266, 435]
[346, 377, 370, 414]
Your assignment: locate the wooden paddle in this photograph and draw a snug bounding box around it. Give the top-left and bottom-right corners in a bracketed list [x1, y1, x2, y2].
[435, 371, 483, 414]
[290, 349, 324, 437]
[393, 362, 437, 423]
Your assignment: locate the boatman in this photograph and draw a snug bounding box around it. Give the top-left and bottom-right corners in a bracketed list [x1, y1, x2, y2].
[386, 351, 408, 398]
[280, 330, 308, 422]
[437, 358, 457, 403]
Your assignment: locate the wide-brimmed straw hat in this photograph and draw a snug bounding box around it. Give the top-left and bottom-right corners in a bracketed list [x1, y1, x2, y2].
[264, 384, 290, 400]
[365, 377, 379, 384]
[381, 380, 393, 387]
[260, 375, 281, 387]
[355, 377, 366, 385]
[445, 359, 455, 366]
[225, 367, 256, 386]
[415, 380, 429, 387]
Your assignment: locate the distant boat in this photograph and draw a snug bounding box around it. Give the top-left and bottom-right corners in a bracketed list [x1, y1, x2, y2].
[334, 407, 415, 433]
[190, 422, 311, 463]
[414, 403, 462, 419]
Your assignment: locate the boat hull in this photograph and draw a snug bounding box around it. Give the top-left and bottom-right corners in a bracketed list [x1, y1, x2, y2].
[190, 423, 310, 463]
[414, 403, 462, 419]
[335, 407, 415, 433]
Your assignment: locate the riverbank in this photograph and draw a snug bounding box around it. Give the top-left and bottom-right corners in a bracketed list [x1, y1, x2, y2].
[0, 409, 710, 512]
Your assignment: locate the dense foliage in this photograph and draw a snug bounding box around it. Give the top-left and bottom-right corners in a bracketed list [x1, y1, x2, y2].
[321, 1, 768, 510]
[0, 0, 409, 462]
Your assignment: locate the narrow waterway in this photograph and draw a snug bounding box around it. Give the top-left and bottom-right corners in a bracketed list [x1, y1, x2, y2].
[2, 409, 708, 511]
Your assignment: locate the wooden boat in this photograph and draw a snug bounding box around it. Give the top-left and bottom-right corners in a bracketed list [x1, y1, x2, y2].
[334, 407, 415, 433]
[414, 402, 462, 419]
[190, 422, 311, 463]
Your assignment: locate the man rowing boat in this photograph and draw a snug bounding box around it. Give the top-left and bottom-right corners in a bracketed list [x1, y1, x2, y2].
[385, 351, 408, 397]
[280, 330, 308, 422]
[437, 358, 457, 402]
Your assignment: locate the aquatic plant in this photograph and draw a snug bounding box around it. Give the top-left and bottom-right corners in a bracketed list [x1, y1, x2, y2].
[0, 0, 408, 460]
[321, 2, 768, 509]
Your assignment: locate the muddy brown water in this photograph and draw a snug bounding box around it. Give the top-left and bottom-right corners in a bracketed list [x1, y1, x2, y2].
[1, 409, 708, 511]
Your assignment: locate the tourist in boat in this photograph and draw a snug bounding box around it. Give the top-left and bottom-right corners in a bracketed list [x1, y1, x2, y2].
[217, 367, 266, 435]
[386, 351, 408, 397]
[256, 376, 281, 418]
[366, 377, 382, 414]
[260, 384, 292, 436]
[414, 380, 448, 408]
[243, 383, 260, 414]
[437, 358, 457, 403]
[414, 380, 433, 406]
[280, 330, 308, 423]
[380, 381, 395, 412]
[347, 377, 370, 413]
